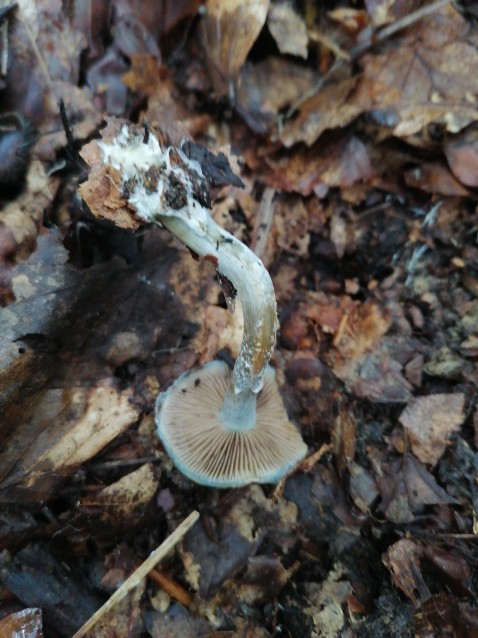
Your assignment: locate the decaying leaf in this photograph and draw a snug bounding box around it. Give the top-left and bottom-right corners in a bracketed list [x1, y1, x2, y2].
[356, 5, 478, 137]
[376, 453, 457, 524]
[348, 461, 379, 513]
[180, 485, 298, 599]
[267, 1, 308, 59]
[263, 131, 373, 196]
[0, 387, 140, 503]
[383, 539, 430, 607]
[80, 463, 159, 530]
[279, 77, 361, 147]
[399, 393, 465, 466]
[303, 565, 352, 637]
[236, 58, 319, 134]
[199, 0, 270, 95]
[0, 608, 43, 638]
[1, 0, 478, 634]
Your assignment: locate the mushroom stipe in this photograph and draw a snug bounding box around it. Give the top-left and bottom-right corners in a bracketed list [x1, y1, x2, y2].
[79, 118, 308, 487]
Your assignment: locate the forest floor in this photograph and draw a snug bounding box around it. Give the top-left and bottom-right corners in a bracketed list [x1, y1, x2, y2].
[0, 1, 478, 637]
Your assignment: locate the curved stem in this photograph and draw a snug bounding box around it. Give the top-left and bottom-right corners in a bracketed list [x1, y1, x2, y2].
[161, 214, 278, 395]
[94, 123, 277, 401]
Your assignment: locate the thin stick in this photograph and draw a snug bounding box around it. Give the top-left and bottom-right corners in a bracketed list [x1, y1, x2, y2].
[149, 568, 193, 607]
[273, 443, 333, 500]
[72, 510, 199, 638]
[252, 187, 275, 259]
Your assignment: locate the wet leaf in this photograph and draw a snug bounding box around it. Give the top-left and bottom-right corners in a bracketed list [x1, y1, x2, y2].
[199, 0, 270, 96]
[400, 393, 465, 466]
[267, 2, 308, 59]
[0, 608, 43, 638]
[377, 453, 457, 524]
[383, 538, 430, 607]
[0, 387, 140, 504]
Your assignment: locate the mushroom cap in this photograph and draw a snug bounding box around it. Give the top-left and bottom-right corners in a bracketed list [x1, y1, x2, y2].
[155, 360, 307, 488]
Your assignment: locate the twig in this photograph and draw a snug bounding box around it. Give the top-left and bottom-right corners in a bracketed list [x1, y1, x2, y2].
[273, 443, 333, 500]
[72, 510, 199, 638]
[149, 568, 193, 607]
[333, 312, 349, 347]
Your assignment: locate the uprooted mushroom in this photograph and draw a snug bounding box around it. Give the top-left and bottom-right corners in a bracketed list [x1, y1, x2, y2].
[79, 118, 307, 487]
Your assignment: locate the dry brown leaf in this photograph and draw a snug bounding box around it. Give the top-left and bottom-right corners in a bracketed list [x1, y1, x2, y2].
[279, 77, 361, 147]
[356, 6, 478, 138]
[122, 53, 161, 94]
[236, 57, 319, 134]
[267, 1, 308, 59]
[264, 132, 373, 196]
[303, 567, 352, 636]
[327, 7, 370, 33]
[0, 387, 140, 503]
[82, 463, 159, 528]
[332, 405, 356, 476]
[363, 0, 395, 26]
[383, 539, 430, 607]
[200, 0, 270, 95]
[329, 301, 392, 364]
[415, 594, 478, 637]
[399, 393, 465, 466]
[348, 461, 379, 513]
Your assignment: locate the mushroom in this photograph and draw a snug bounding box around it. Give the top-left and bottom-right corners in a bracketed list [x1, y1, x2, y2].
[79, 120, 307, 487]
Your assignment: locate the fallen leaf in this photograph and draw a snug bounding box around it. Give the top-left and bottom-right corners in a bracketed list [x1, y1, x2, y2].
[199, 0, 270, 95]
[325, 300, 391, 374]
[415, 594, 478, 637]
[87, 573, 146, 638]
[143, 603, 211, 638]
[236, 58, 319, 134]
[279, 77, 361, 147]
[356, 6, 478, 138]
[264, 131, 373, 196]
[383, 538, 430, 607]
[0, 161, 53, 260]
[0, 387, 140, 504]
[422, 544, 472, 597]
[0, 608, 43, 638]
[304, 568, 352, 637]
[377, 453, 457, 524]
[399, 393, 465, 466]
[80, 463, 159, 530]
[267, 1, 308, 59]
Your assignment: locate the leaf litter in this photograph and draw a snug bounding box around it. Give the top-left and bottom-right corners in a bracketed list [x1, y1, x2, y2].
[0, 0, 478, 636]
